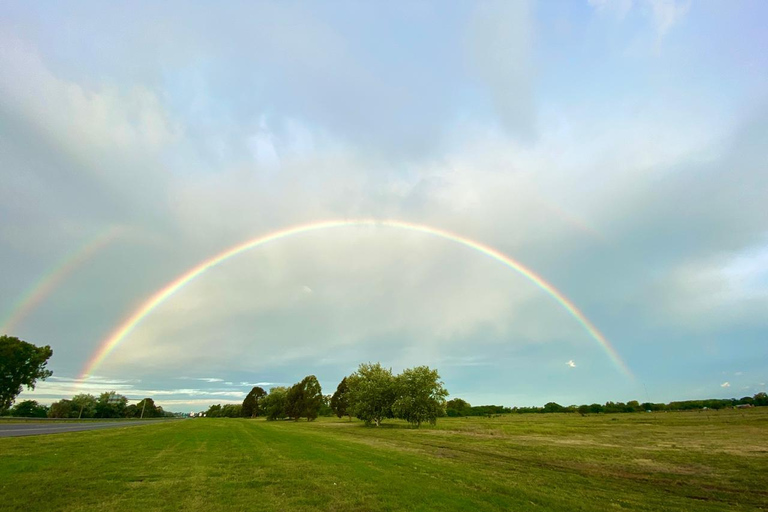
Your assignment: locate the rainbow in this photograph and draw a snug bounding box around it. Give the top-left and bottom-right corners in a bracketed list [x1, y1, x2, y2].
[80, 220, 632, 379]
[1, 227, 121, 335]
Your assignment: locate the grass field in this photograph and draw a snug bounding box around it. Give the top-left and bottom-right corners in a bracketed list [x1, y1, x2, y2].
[2, 409, 767, 511]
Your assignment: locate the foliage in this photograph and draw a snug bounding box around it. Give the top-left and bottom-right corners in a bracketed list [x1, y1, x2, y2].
[261, 386, 288, 420]
[48, 399, 76, 418]
[241, 386, 266, 418]
[71, 394, 98, 418]
[330, 377, 350, 419]
[10, 399, 48, 417]
[0, 335, 53, 412]
[95, 391, 128, 418]
[445, 398, 472, 417]
[347, 363, 397, 426]
[392, 366, 448, 427]
[285, 376, 323, 421]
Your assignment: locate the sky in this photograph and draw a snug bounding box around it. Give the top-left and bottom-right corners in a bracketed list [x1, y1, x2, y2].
[2, 0, 766, 412]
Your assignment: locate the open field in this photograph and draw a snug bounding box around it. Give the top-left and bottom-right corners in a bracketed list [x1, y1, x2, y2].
[1, 409, 767, 511]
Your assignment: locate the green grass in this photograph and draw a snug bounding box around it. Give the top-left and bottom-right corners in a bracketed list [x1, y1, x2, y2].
[2, 409, 767, 511]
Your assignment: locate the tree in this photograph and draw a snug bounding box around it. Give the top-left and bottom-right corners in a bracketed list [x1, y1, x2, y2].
[285, 382, 304, 420]
[392, 366, 448, 427]
[754, 392, 768, 407]
[330, 377, 351, 419]
[220, 404, 242, 417]
[347, 362, 397, 427]
[261, 387, 288, 420]
[95, 391, 128, 418]
[446, 398, 471, 417]
[10, 400, 48, 417]
[49, 399, 75, 418]
[0, 335, 53, 412]
[134, 398, 160, 418]
[71, 393, 97, 418]
[206, 404, 222, 417]
[242, 386, 267, 418]
[299, 375, 323, 421]
[543, 402, 565, 413]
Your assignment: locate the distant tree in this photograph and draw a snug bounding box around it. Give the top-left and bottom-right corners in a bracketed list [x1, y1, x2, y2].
[95, 391, 128, 418]
[330, 377, 351, 419]
[0, 335, 53, 412]
[577, 404, 590, 416]
[10, 400, 48, 418]
[392, 366, 448, 427]
[71, 393, 98, 418]
[285, 383, 304, 420]
[754, 392, 768, 407]
[543, 402, 565, 413]
[262, 387, 288, 420]
[319, 394, 333, 417]
[206, 404, 222, 417]
[347, 363, 397, 427]
[49, 399, 75, 418]
[300, 375, 323, 421]
[221, 404, 242, 417]
[446, 398, 472, 417]
[242, 386, 267, 418]
[134, 398, 160, 418]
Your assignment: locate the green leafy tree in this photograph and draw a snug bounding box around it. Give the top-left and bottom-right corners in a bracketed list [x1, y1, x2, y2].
[10, 400, 48, 417]
[95, 391, 128, 418]
[543, 402, 565, 413]
[134, 398, 160, 418]
[319, 394, 333, 417]
[285, 382, 304, 420]
[261, 387, 288, 420]
[49, 399, 75, 418]
[0, 335, 53, 412]
[754, 392, 768, 407]
[392, 366, 448, 427]
[330, 377, 351, 419]
[446, 398, 472, 417]
[347, 362, 397, 427]
[221, 404, 242, 417]
[206, 404, 222, 417]
[299, 375, 323, 421]
[242, 386, 267, 418]
[71, 393, 97, 418]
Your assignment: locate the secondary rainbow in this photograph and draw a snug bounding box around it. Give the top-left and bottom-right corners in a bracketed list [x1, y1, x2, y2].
[81, 219, 632, 379]
[1, 227, 121, 334]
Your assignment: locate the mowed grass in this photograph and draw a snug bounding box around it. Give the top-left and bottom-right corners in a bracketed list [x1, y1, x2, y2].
[1, 409, 767, 511]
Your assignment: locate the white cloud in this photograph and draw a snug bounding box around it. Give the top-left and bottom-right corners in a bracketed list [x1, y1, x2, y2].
[566, 360, 577, 368]
[721, 382, 730, 388]
[648, 0, 691, 39]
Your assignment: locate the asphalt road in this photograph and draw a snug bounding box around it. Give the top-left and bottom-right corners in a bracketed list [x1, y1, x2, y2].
[0, 420, 161, 438]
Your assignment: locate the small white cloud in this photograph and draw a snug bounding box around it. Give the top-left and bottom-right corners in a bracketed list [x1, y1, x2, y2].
[198, 377, 224, 383]
[302, 285, 313, 294]
[735, 372, 743, 376]
[566, 360, 576, 368]
[721, 382, 730, 388]
[648, 0, 691, 39]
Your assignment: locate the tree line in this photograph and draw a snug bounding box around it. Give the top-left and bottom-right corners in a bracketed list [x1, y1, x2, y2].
[220, 363, 449, 427]
[4, 392, 176, 419]
[445, 393, 768, 417]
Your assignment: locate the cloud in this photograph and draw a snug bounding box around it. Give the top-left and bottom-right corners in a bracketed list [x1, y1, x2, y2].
[648, 0, 691, 39]
[721, 382, 730, 388]
[566, 360, 577, 368]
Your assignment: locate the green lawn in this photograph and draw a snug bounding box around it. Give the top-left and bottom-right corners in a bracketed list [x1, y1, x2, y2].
[2, 409, 767, 511]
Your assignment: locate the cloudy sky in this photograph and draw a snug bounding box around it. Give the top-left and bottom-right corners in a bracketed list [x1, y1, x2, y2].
[2, 0, 766, 412]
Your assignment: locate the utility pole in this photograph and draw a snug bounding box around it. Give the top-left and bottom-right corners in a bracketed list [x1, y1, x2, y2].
[140, 399, 147, 419]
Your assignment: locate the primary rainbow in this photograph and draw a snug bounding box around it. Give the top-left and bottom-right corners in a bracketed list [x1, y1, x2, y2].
[1, 227, 121, 335]
[81, 219, 632, 379]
